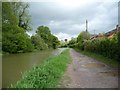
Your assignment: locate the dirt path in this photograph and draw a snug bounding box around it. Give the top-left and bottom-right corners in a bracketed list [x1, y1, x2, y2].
[59, 49, 118, 88]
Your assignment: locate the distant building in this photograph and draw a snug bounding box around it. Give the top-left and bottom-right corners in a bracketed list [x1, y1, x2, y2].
[104, 25, 120, 37]
[90, 25, 120, 40]
[90, 34, 104, 40]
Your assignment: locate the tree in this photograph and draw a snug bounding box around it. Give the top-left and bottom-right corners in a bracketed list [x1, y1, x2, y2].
[68, 38, 77, 48]
[2, 25, 34, 53]
[77, 31, 90, 43]
[52, 35, 60, 49]
[11, 2, 32, 31]
[31, 34, 48, 50]
[2, 2, 18, 26]
[36, 25, 60, 49]
[2, 2, 34, 53]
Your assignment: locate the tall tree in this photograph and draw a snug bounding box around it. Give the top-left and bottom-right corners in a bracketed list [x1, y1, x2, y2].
[77, 31, 90, 43]
[52, 35, 60, 49]
[2, 2, 34, 53]
[2, 2, 18, 26]
[36, 25, 60, 49]
[36, 26, 51, 48]
[11, 2, 32, 31]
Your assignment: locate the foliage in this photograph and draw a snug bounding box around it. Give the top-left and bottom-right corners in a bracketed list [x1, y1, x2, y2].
[73, 29, 120, 61]
[77, 31, 90, 43]
[36, 26, 60, 49]
[117, 31, 120, 61]
[2, 25, 34, 53]
[31, 34, 48, 50]
[2, 2, 18, 26]
[52, 35, 60, 49]
[74, 31, 91, 50]
[76, 34, 119, 61]
[2, 2, 34, 53]
[2, 2, 60, 54]
[11, 2, 32, 31]
[11, 49, 71, 88]
[68, 38, 77, 48]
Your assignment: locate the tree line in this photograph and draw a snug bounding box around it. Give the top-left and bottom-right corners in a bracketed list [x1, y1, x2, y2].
[2, 2, 60, 54]
[67, 31, 120, 61]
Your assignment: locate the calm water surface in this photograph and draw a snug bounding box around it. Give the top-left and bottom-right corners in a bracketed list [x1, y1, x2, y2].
[2, 48, 65, 88]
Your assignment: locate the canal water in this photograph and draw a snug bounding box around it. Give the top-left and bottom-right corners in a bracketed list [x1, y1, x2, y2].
[2, 48, 65, 88]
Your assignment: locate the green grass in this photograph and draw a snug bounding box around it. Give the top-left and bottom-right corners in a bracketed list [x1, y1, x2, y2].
[74, 48, 119, 69]
[11, 49, 71, 88]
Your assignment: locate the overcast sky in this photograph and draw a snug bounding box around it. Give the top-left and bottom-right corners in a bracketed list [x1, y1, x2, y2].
[27, 0, 119, 41]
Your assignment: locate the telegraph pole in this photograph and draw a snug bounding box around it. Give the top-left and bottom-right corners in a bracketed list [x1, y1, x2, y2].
[86, 20, 88, 32]
[94, 29, 95, 35]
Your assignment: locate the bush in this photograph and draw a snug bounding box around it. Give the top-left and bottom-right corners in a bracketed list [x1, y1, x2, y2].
[77, 35, 119, 60]
[31, 35, 48, 50]
[2, 25, 34, 53]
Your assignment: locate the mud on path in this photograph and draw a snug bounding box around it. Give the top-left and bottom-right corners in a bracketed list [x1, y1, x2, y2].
[58, 49, 118, 88]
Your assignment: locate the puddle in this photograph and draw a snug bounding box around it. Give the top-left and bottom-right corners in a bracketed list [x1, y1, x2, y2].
[97, 72, 118, 77]
[82, 63, 105, 68]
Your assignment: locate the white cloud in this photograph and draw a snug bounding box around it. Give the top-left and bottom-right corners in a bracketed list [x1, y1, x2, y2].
[26, 32, 32, 37]
[55, 32, 77, 41]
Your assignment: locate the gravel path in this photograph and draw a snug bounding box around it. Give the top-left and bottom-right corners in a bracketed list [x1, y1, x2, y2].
[59, 49, 118, 88]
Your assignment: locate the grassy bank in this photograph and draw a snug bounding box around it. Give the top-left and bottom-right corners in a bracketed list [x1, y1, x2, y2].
[11, 49, 71, 88]
[74, 48, 119, 68]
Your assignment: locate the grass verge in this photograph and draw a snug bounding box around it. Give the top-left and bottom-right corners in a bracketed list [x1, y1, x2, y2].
[11, 49, 71, 88]
[74, 48, 119, 69]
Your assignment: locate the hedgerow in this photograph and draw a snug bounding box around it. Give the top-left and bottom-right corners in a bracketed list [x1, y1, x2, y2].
[75, 33, 119, 61]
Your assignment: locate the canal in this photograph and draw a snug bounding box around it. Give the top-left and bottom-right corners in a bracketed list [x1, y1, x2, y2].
[2, 48, 65, 88]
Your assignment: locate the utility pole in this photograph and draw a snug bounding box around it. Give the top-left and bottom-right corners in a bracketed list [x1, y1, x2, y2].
[86, 20, 88, 32]
[117, 2, 120, 33]
[94, 29, 95, 36]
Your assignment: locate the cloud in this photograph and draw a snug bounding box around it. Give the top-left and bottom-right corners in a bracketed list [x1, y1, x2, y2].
[28, 1, 119, 40]
[54, 32, 77, 41]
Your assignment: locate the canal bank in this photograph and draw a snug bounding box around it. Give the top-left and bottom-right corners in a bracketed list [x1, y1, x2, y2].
[2, 48, 66, 88]
[11, 48, 70, 88]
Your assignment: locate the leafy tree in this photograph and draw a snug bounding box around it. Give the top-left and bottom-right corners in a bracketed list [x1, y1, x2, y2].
[2, 25, 34, 53]
[36, 26, 51, 48]
[52, 35, 60, 49]
[11, 2, 32, 31]
[76, 31, 90, 50]
[68, 38, 77, 48]
[31, 34, 48, 50]
[77, 31, 90, 43]
[2, 2, 34, 53]
[36, 26, 60, 49]
[2, 2, 18, 26]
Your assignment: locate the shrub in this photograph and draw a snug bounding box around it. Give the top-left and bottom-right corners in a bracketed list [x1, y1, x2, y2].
[79, 36, 118, 60]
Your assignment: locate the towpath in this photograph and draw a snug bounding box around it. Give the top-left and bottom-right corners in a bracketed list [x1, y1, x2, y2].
[59, 49, 118, 88]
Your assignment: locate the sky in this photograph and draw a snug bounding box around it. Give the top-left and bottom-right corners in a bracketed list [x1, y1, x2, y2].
[26, 0, 119, 41]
